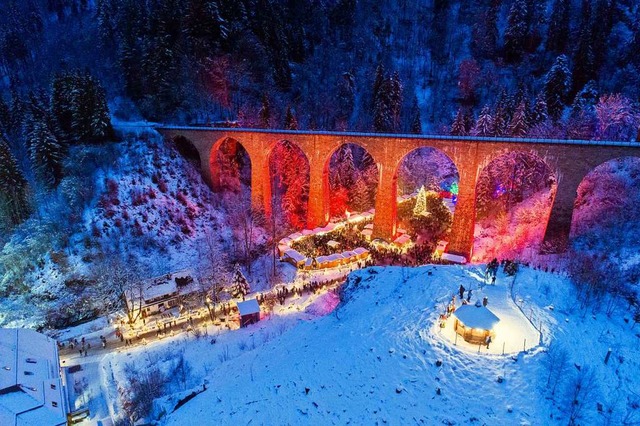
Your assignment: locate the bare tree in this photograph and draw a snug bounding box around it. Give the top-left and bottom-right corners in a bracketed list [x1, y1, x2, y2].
[545, 342, 570, 398]
[195, 229, 232, 320]
[228, 197, 264, 275]
[92, 254, 146, 324]
[566, 366, 598, 425]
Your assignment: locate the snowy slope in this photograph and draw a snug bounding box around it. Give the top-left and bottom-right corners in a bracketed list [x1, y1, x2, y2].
[103, 265, 640, 425]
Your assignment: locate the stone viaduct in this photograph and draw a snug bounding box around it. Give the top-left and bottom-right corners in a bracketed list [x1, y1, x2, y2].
[155, 126, 640, 259]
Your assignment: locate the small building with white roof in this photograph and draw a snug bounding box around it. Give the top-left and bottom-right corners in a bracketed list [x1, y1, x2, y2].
[452, 304, 500, 345]
[0, 328, 68, 426]
[236, 299, 261, 328]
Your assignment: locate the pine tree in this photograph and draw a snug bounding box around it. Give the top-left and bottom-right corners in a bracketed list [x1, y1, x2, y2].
[572, 17, 596, 96]
[493, 107, 508, 136]
[336, 72, 355, 129]
[471, 5, 498, 59]
[334, 145, 356, 189]
[504, 0, 528, 62]
[389, 72, 403, 132]
[547, 0, 570, 53]
[409, 95, 422, 134]
[508, 101, 530, 137]
[571, 80, 599, 116]
[231, 264, 250, 298]
[472, 106, 494, 136]
[350, 175, 370, 212]
[259, 94, 272, 128]
[284, 106, 298, 130]
[27, 120, 64, 189]
[544, 55, 572, 121]
[450, 109, 467, 136]
[0, 135, 29, 225]
[0, 97, 10, 132]
[413, 185, 427, 216]
[530, 94, 549, 126]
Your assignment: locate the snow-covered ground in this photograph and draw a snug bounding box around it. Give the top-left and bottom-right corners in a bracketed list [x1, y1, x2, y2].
[94, 264, 640, 425]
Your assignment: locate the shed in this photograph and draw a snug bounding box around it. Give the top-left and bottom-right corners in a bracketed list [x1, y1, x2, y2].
[237, 299, 261, 328]
[452, 304, 500, 344]
[327, 240, 341, 249]
[282, 249, 307, 268]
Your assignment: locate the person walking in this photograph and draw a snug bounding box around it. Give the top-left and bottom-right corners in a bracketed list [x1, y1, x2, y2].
[459, 285, 465, 299]
[483, 296, 488, 307]
[485, 335, 492, 349]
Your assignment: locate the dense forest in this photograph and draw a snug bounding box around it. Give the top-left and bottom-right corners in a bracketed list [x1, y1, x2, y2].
[1, 0, 639, 137]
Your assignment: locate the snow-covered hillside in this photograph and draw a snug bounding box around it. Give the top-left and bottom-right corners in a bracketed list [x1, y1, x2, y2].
[101, 265, 640, 425]
[0, 130, 230, 328]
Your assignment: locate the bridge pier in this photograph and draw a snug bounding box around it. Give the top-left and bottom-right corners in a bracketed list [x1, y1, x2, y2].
[447, 168, 477, 260]
[307, 156, 329, 229]
[542, 172, 581, 252]
[372, 164, 398, 240]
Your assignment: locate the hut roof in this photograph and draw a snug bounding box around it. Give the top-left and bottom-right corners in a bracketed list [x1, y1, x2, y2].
[237, 299, 260, 316]
[452, 305, 500, 330]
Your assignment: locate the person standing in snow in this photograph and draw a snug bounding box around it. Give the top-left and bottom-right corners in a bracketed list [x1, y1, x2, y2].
[483, 296, 488, 306]
[485, 335, 492, 349]
[467, 289, 472, 302]
[459, 285, 465, 299]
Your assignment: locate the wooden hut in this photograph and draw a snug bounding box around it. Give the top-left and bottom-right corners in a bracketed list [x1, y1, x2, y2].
[237, 299, 261, 328]
[452, 304, 500, 345]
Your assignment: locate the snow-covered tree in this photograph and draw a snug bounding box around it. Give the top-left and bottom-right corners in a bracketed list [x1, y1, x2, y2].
[546, 0, 570, 53]
[530, 94, 548, 126]
[27, 120, 64, 189]
[259, 94, 272, 128]
[544, 55, 572, 121]
[231, 264, 250, 299]
[508, 101, 529, 137]
[595, 94, 639, 141]
[472, 106, 494, 136]
[450, 108, 467, 136]
[504, 0, 528, 62]
[284, 106, 298, 130]
[0, 136, 29, 226]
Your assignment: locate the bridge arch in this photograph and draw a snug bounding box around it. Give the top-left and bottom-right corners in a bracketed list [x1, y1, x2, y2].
[393, 147, 461, 250]
[265, 139, 311, 231]
[571, 156, 640, 241]
[472, 150, 558, 261]
[323, 142, 380, 220]
[209, 136, 252, 207]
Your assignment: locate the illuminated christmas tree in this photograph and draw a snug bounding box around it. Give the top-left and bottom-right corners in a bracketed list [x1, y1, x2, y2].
[413, 185, 427, 216]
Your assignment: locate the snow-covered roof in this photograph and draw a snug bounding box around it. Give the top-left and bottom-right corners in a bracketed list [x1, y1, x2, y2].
[302, 229, 313, 235]
[361, 229, 373, 236]
[289, 232, 304, 240]
[237, 299, 260, 316]
[364, 223, 374, 230]
[436, 240, 449, 250]
[327, 240, 340, 248]
[441, 253, 467, 264]
[353, 247, 369, 255]
[393, 234, 412, 245]
[453, 305, 500, 330]
[283, 249, 306, 263]
[0, 329, 66, 426]
[142, 279, 178, 302]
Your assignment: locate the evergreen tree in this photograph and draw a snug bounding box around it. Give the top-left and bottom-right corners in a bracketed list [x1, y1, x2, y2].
[571, 80, 599, 116]
[259, 94, 272, 128]
[493, 107, 508, 136]
[389, 72, 403, 132]
[284, 106, 298, 130]
[508, 101, 529, 137]
[350, 175, 370, 212]
[409, 95, 422, 134]
[0, 97, 10, 133]
[572, 15, 596, 96]
[413, 185, 427, 216]
[472, 106, 495, 136]
[547, 0, 570, 53]
[231, 264, 250, 298]
[450, 109, 467, 136]
[544, 55, 572, 121]
[530, 94, 549, 125]
[371, 64, 385, 109]
[336, 72, 355, 129]
[333, 145, 356, 189]
[0, 135, 29, 226]
[471, 5, 498, 59]
[27, 120, 64, 189]
[504, 0, 528, 62]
